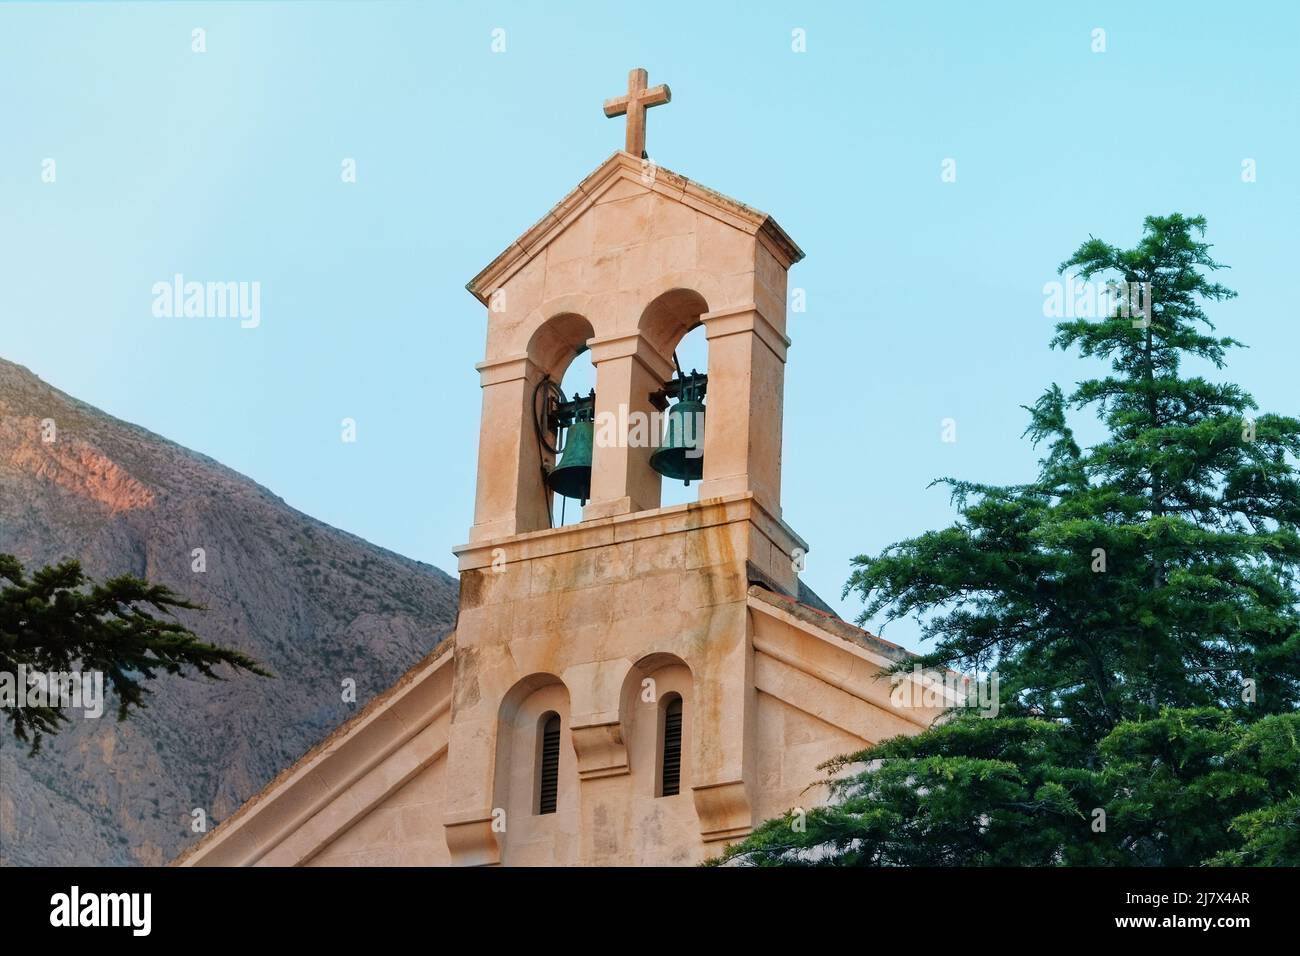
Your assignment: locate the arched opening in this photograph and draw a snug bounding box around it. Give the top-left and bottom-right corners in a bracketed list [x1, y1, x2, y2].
[548, 346, 595, 527]
[620, 652, 695, 803]
[639, 289, 710, 510]
[492, 674, 577, 864]
[526, 313, 595, 530]
[656, 322, 707, 509]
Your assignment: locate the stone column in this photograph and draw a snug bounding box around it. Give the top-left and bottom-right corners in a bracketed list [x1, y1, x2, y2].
[689, 601, 756, 846]
[439, 613, 507, 866]
[582, 331, 676, 521]
[468, 354, 551, 542]
[698, 305, 789, 517]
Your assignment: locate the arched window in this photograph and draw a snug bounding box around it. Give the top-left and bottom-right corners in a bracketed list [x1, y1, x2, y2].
[659, 694, 683, 797]
[536, 712, 561, 814]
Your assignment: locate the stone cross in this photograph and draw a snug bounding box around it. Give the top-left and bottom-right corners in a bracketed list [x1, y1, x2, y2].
[603, 68, 671, 158]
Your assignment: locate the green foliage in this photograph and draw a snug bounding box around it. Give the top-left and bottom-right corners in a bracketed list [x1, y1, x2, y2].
[719, 708, 1300, 866]
[715, 715, 1101, 867]
[1097, 709, 1299, 865]
[723, 215, 1300, 866]
[1212, 794, 1300, 866]
[0, 554, 270, 753]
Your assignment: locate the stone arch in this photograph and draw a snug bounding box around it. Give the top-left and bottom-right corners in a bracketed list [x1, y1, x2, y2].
[497, 672, 567, 727]
[526, 310, 596, 383]
[637, 287, 711, 363]
[619, 653, 696, 800]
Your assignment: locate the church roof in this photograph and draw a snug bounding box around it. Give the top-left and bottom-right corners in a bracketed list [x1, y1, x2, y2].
[748, 585, 913, 665]
[795, 579, 840, 618]
[171, 634, 457, 866]
[465, 150, 805, 305]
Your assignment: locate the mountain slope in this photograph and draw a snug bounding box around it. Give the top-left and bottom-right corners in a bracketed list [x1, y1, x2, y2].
[0, 358, 458, 865]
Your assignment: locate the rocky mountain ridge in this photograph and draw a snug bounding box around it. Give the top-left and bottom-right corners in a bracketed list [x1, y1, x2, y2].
[0, 358, 458, 866]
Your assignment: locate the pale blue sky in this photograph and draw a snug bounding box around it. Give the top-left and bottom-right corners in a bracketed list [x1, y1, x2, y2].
[2, 1, 1297, 646]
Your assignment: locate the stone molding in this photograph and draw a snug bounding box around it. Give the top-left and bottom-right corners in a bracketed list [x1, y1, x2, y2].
[454, 492, 809, 573]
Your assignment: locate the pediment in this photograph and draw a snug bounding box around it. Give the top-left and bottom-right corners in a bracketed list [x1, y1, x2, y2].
[465, 151, 804, 305]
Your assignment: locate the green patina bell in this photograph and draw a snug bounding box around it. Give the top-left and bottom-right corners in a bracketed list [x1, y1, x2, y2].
[650, 371, 706, 485]
[545, 391, 596, 502]
[547, 418, 594, 501]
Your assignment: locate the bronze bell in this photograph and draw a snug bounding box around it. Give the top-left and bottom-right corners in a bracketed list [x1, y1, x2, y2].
[546, 416, 594, 502]
[544, 388, 596, 503]
[650, 370, 706, 485]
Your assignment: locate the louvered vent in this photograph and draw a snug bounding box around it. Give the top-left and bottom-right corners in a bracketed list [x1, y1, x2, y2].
[661, 696, 683, 797]
[538, 713, 561, 814]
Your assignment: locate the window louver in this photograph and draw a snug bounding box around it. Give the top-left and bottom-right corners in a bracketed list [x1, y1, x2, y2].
[661, 697, 683, 797]
[538, 713, 561, 814]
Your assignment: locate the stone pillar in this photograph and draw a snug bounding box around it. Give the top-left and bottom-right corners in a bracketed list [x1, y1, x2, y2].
[583, 332, 676, 521]
[468, 355, 550, 542]
[698, 305, 789, 517]
[689, 602, 756, 845]
[442, 706, 503, 866]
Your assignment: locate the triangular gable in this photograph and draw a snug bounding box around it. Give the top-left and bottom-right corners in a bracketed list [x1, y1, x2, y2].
[465, 150, 805, 305]
[173, 637, 456, 866]
[747, 586, 972, 721]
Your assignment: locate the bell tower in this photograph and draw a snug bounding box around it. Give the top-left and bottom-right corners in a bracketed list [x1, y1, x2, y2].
[176, 68, 948, 872]
[444, 68, 810, 865]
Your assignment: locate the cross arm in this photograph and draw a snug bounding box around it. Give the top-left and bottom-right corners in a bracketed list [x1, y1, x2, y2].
[639, 84, 670, 108]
